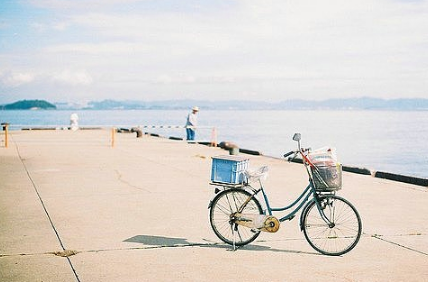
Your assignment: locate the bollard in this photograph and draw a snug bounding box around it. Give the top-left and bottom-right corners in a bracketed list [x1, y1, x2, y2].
[131, 127, 143, 138]
[229, 146, 239, 155]
[219, 141, 239, 155]
[5, 124, 7, 148]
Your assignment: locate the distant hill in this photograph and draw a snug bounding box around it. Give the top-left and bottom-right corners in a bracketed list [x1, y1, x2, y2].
[276, 97, 428, 110]
[3, 97, 428, 111]
[75, 97, 428, 111]
[1, 100, 57, 110]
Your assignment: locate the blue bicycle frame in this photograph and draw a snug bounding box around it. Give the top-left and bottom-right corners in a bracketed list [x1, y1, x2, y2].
[247, 176, 334, 227]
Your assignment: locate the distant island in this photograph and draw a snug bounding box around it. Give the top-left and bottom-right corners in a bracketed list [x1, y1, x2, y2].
[2, 97, 428, 111]
[64, 97, 428, 111]
[1, 100, 56, 110]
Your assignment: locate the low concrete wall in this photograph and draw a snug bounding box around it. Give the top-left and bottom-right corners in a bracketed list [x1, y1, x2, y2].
[287, 157, 427, 188]
[239, 148, 263, 156]
[342, 165, 371, 175]
[118, 131, 428, 188]
[374, 171, 428, 187]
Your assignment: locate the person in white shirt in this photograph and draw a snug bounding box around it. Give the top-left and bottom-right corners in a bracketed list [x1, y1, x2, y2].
[185, 106, 199, 140]
[70, 113, 79, 131]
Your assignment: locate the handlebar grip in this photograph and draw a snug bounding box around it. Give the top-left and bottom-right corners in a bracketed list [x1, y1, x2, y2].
[283, 151, 295, 158]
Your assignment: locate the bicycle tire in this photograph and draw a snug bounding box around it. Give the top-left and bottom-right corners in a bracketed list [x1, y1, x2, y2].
[209, 188, 263, 246]
[302, 195, 362, 256]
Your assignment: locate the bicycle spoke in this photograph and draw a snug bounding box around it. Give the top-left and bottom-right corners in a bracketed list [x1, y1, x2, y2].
[303, 196, 362, 256]
[210, 189, 263, 246]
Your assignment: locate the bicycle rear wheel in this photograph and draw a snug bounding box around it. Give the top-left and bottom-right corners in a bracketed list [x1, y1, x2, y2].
[209, 189, 263, 246]
[302, 195, 362, 256]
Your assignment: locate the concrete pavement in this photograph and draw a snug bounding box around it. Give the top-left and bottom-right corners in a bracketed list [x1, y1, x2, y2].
[1, 130, 427, 282]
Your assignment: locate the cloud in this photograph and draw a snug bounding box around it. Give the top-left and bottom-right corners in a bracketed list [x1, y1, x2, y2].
[31, 21, 70, 32]
[0, 68, 93, 89]
[0, 71, 35, 87]
[51, 70, 93, 86]
[2, 0, 428, 102]
[154, 74, 196, 85]
[44, 42, 150, 55]
[67, 12, 238, 56]
[27, 0, 144, 11]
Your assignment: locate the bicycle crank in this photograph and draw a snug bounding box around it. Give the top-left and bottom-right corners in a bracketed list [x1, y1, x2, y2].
[261, 216, 280, 233]
[233, 214, 280, 233]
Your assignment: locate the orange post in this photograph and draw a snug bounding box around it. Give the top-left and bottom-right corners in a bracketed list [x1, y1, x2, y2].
[4, 124, 8, 148]
[111, 127, 115, 147]
[210, 127, 218, 147]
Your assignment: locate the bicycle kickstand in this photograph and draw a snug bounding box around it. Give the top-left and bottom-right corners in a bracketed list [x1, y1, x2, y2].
[229, 224, 238, 251]
[233, 227, 236, 251]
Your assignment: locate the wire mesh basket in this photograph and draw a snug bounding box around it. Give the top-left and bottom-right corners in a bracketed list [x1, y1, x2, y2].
[311, 163, 342, 191]
[244, 166, 269, 184]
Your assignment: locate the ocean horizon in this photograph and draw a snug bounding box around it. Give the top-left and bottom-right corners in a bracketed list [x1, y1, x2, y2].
[1, 109, 427, 179]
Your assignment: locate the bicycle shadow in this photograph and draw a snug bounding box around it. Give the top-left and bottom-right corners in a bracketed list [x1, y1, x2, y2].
[124, 235, 190, 246]
[123, 235, 320, 256]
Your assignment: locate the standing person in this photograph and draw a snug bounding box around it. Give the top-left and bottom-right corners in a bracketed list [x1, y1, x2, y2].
[185, 106, 199, 141]
[70, 113, 79, 131]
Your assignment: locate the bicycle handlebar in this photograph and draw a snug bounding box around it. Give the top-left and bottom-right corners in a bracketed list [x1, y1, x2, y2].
[283, 151, 295, 158]
[284, 147, 311, 158]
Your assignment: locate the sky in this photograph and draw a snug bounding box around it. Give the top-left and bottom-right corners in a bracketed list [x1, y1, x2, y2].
[0, 0, 427, 104]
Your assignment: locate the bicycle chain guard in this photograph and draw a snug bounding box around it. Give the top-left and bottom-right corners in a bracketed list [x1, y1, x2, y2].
[234, 214, 280, 233]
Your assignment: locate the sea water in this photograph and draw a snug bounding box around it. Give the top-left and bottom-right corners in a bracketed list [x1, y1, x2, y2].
[1, 109, 427, 178]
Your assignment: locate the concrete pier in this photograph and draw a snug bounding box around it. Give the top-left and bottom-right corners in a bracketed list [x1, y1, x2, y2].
[1, 130, 427, 282]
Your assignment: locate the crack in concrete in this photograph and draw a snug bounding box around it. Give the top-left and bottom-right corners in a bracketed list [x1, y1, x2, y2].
[0, 243, 214, 258]
[1, 249, 80, 258]
[115, 169, 151, 193]
[15, 143, 82, 282]
[370, 233, 427, 256]
[3, 233, 425, 259]
[50, 250, 79, 257]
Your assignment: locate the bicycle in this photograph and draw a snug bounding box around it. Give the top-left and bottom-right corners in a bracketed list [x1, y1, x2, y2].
[208, 133, 362, 256]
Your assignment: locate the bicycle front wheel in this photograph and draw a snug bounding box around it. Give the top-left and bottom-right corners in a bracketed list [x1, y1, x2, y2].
[302, 195, 362, 256]
[209, 189, 263, 246]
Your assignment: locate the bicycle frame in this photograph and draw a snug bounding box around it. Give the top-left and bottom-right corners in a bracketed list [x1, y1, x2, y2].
[214, 132, 336, 229]
[246, 177, 312, 219]
[262, 182, 311, 221]
[243, 139, 335, 227]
